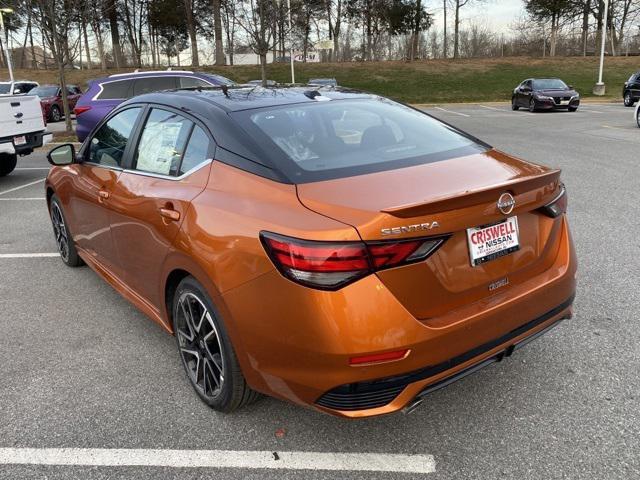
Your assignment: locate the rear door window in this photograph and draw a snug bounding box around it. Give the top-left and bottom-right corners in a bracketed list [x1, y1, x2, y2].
[98, 80, 133, 100]
[133, 76, 178, 96]
[133, 108, 193, 176]
[88, 107, 142, 167]
[180, 126, 211, 174]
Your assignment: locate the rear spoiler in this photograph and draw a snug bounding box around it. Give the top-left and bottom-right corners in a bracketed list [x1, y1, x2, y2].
[381, 169, 561, 218]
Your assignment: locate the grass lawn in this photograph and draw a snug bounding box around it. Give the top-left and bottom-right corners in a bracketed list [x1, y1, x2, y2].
[3, 56, 637, 104]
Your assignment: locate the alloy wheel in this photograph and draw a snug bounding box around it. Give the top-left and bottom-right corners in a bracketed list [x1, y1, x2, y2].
[175, 292, 225, 400]
[51, 106, 61, 122]
[51, 202, 69, 262]
[529, 99, 535, 112]
[625, 92, 632, 106]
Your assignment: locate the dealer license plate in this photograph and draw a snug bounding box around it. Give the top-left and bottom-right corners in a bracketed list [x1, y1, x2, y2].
[466, 217, 520, 266]
[13, 136, 27, 146]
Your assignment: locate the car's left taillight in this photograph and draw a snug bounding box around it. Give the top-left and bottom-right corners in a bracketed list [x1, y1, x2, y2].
[539, 183, 567, 218]
[73, 106, 91, 116]
[260, 232, 447, 290]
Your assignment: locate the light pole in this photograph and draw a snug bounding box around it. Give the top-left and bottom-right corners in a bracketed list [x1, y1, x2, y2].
[0, 7, 14, 83]
[593, 0, 609, 95]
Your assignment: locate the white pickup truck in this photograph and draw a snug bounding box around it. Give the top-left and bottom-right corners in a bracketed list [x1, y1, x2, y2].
[0, 94, 52, 176]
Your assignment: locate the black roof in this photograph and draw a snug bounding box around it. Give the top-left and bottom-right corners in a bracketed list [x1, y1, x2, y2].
[120, 85, 373, 113]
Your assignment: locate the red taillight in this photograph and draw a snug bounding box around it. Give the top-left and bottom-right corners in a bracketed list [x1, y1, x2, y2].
[73, 106, 91, 116]
[539, 183, 567, 218]
[260, 232, 447, 290]
[349, 349, 410, 366]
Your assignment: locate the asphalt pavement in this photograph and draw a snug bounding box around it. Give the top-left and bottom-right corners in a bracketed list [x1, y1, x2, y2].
[0, 102, 638, 479]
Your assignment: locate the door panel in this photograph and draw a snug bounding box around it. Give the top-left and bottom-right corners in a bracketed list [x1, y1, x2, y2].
[66, 164, 122, 275]
[108, 165, 211, 308]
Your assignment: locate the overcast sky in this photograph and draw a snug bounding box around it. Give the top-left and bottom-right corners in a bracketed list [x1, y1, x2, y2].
[430, 0, 525, 33]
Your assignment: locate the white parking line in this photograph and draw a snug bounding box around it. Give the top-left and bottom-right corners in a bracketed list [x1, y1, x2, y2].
[15, 167, 51, 170]
[0, 197, 46, 201]
[0, 178, 46, 196]
[581, 109, 604, 113]
[433, 107, 470, 117]
[0, 253, 59, 258]
[0, 448, 436, 474]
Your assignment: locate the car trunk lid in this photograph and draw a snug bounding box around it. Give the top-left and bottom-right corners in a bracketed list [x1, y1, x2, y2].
[296, 149, 564, 320]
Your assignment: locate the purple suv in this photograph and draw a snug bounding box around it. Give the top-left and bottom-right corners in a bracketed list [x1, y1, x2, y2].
[74, 70, 235, 141]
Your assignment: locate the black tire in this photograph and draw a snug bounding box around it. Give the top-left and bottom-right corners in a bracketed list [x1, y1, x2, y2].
[49, 195, 83, 267]
[50, 105, 61, 122]
[624, 91, 635, 107]
[0, 153, 17, 177]
[636, 107, 640, 128]
[511, 97, 519, 111]
[568, 106, 578, 112]
[529, 98, 537, 112]
[173, 276, 260, 412]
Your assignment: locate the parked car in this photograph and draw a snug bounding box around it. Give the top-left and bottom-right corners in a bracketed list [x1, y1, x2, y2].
[31, 84, 83, 122]
[73, 70, 235, 141]
[45, 86, 576, 418]
[0, 92, 52, 176]
[512, 78, 580, 112]
[0, 80, 39, 96]
[623, 71, 640, 107]
[308, 78, 338, 87]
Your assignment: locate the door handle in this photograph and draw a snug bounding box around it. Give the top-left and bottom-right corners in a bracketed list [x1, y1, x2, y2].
[160, 208, 180, 221]
[98, 190, 110, 202]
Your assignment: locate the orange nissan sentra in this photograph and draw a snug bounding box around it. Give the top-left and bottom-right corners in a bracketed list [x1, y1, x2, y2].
[45, 87, 576, 418]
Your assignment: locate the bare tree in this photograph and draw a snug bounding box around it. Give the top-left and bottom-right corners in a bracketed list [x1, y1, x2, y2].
[30, 0, 82, 132]
[236, 0, 278, 84]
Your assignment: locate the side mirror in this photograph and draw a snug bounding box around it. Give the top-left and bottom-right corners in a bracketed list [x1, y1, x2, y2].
[522, 86, 532, 92]
[47, 144, 76, 166]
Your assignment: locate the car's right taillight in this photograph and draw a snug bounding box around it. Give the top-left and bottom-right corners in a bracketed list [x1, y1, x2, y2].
[260, 232, 447, 290]
[539, 183, 567, 218]
[73, 106, 91, 116]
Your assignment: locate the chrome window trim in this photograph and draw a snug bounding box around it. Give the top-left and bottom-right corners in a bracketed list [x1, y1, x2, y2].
[92, 75, 214, 101]
[81, 161, 124, 172]
[123, 158, 213, 181]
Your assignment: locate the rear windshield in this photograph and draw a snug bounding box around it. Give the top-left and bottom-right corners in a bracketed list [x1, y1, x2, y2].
[233, 98, 486, 182]
[32, 86, 59, 97]
[0, 83, 11, 94]
[532, 79, 568, 90]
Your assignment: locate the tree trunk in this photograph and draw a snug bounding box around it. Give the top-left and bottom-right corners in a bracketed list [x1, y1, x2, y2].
[106, 0, 123, 68]
[82, 22, 92, 68]
[260, 52, 267, 86]
[213, 0, 224, 65]
[28, 21, 37, 69]
[410, 0, 422, 61]
[184, 0, 199, 66]
[443, 0, 447, 58]
[550, 13, 557, 57]
[453, 0, 460, 59]
[333, 0, 341, 61]
[581, 0, 589, 56]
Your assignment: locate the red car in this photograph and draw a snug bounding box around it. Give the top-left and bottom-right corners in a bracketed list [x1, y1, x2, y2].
[31, 84, 82, 122]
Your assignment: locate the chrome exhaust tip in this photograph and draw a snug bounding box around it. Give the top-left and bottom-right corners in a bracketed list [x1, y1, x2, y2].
[402, 397, 424, 415]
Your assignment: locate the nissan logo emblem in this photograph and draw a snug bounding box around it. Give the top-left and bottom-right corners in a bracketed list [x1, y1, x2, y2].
[497, 193, 516, 215]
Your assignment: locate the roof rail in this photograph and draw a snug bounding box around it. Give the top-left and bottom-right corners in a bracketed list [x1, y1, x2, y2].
[108, 69, 194, 78]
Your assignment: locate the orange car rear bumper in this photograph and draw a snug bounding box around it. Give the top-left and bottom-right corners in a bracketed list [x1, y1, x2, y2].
[221, 216, 577, 418]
